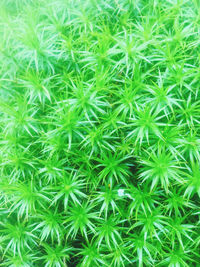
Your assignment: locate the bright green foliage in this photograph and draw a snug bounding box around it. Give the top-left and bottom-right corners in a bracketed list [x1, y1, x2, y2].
[95, 152, 131, 186]
[64, 202, 98, 240]
[0, 0, 199, 266]
[0, 221, 37, 257]
[76, 242, 107, 267]
[40, 243, 72, 267]
[138, 147, 184, 192]
[94, 215, 123, 249]
[51, 170, 87, 209]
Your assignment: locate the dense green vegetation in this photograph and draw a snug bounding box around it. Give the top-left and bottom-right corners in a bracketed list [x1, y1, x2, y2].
[0, 0, 200, 266]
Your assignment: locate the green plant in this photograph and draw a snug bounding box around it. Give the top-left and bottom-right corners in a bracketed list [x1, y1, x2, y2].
[40, 243, 72, 267]
[64, 201, 98, 240]
[138, 146, 184, 192]
[0, 0, 199, 266]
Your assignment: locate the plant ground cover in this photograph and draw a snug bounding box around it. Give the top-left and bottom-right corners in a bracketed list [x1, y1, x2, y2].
[0, 0, 200, 266]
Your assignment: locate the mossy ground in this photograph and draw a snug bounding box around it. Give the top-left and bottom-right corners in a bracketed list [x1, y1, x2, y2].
[0, 0, 200, 266]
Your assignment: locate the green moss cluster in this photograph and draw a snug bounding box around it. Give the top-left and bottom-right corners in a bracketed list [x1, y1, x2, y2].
[0, 0, 199, 266]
